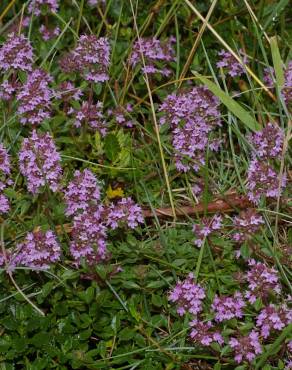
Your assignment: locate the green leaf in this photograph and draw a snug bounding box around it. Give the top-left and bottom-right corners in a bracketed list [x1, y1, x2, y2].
[104, 133, 120, 162]
[20, 200, 31, 215]
[270, 36, 285, 87]
[123, 281, 140, 289]
[194, 73, 260, 132]
[151, 294, 163, 307]
[146, 281, 166, 289]
[30, 332, 51, 348]
[0, 338, 11, 352]
[119, 327, 135, 341]
[3, 188, 18, 200]
[255, 324, 292, 368]
[84, 286, 95, 304]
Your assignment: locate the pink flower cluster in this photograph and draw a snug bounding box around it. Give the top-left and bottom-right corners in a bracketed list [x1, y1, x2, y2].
[19, 130, 62, 194]
[108, 104, 134, 128]
[60, 35, 110, 83]
[247, 123, 286, 204]
[0, 33, 34, 102]
[283, 61, 292, 105]
[0, 79, 21, 101]
[64, 169, 101, 216]
[130, 37, 175, 76]
[168, 273, 205, 316]
[247, 159, 286, 204]
[28, 0, 59, 15]
[229, 330, 262, 363]
[70, 207, 107, 265]
[68, 101, 107, 135]
[15, 230, 61, 269]
[249, 122, 284, 160]
[211, 292, 245, 322]
[55, 81, 82, 104]
[88, 0, 105, 6]
[169, 259, 290, 364]
[245, 259, 281, 303]
[216, 49, 247, 77]
[39, 25, 60, 41]
[159, 86, 221, 172]
[0, 33, 33, 72]
[0, 230, 61, 270]
[256, 304, 292, 338]
[193, 214, 222, 247]
[17, 69, 53, 126]
[263, 66, 275, 87]
[189, 319, 223, 346]
[263, 61, 292, 105]
[64, 169, 143, 265]
[232, 209, 264, 243]
[105, 197, 144, 229]
[0, 144, 11, 214]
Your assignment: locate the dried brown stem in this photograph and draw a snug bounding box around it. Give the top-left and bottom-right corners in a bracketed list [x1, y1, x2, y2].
[142, 193, 252, 218]
[36, 194, 252, 236]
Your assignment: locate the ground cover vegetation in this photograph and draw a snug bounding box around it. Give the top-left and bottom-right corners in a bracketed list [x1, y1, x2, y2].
[0, 0, 291, 369]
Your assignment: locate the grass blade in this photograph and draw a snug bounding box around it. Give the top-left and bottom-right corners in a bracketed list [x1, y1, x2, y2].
[194, 73, 261, 132]
[270, 36, 285, 87]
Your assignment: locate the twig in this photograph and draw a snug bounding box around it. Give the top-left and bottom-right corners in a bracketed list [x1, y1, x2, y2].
[143, 193, 252, 218]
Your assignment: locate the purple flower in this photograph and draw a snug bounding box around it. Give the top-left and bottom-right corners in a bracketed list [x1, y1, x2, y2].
[263, 67, 275, 87]
[168, 273, 205, 316]
[0, 144, 11, 214]
[0, 193, 10, 214]
[245, 259, 281, 304]
[19, 130, 62, 194]
[247, 159, 286, 204]
[39, 25, 60, 41]
[0, 33, 33, 72]
[159, 86, 221, 172]
[70, 207, 108, 265]
[15, 230, 61, 269]
[68, 101, 107, 135]
[0, 251, 5, 267]
[0, 79, 21, 101]
[108, 104, 134, 128]
[232, 209, 264, 243]
[88, 0, 105, 5]
[283, 61, 292, 105]
[193, 214, 222, 247]
[130, 37, 175, 76]
[17, 69, 52, 126]
[55, 81, 82, 103]
[211, 292, 245, 322]
[256, 304, 292, 339]
[64, 169, 101, 217]
[229, 330, 262, 364]
[263, 62, 292, 105]
[0, 144, 11, 176]
[189, 319, 224, 346]
[216, 49, 247, 77]
[106, 197, 144, 229]
[249, 123, 284, 160]
[28, 0, 59, 15]
[60, 35, 110, 83]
